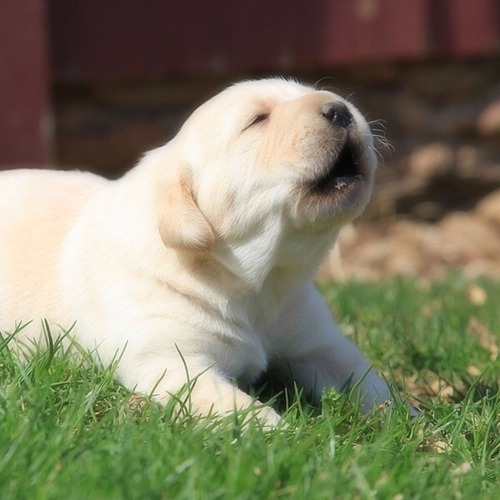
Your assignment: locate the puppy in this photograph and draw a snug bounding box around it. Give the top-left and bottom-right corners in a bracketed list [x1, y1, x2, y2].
[0, 79, 398, 425]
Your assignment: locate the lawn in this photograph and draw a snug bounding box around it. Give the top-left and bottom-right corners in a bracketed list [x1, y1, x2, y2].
[1, 276, 498, 499]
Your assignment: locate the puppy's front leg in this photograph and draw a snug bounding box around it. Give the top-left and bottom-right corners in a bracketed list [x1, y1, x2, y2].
[119, 355, 281, 427]
[271, 283, 393, 413]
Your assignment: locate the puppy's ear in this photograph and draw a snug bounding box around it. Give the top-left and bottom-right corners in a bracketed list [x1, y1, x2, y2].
[157, 169, 214, 251]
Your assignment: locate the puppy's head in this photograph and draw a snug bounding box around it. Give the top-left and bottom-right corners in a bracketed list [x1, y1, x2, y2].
[157, 79, 377, 253]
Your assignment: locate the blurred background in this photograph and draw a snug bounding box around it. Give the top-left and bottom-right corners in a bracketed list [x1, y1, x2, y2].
[1, 0, 499, 280]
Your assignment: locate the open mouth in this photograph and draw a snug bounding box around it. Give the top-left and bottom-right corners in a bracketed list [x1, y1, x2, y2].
[310, 141, 363, 194]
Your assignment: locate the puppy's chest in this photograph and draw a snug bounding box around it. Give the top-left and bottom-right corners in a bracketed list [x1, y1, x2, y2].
[213, 290, 286, 386]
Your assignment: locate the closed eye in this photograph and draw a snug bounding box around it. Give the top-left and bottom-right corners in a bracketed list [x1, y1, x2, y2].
[244, 113, 269, 130]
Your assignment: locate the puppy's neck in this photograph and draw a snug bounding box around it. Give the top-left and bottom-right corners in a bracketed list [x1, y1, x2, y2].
[212, 223, 339, 294]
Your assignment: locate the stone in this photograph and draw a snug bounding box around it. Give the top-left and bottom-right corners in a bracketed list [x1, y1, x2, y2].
[439, 212, 500, 258]
[477, 100, 500, 137]
[475, 189, 500, 227]
[407, 142, 454, 180]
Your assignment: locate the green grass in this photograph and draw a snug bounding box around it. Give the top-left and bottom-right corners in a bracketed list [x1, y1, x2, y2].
[1, 276, 499, 499]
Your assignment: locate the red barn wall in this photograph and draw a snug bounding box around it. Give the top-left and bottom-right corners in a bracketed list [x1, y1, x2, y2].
[1, 0, 499, 167]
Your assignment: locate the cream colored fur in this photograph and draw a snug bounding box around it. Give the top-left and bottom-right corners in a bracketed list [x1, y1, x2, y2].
[0, 79, 398, 425]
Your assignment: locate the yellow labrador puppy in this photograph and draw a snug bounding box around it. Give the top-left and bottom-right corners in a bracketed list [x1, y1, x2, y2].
[0, 79, 396, 425]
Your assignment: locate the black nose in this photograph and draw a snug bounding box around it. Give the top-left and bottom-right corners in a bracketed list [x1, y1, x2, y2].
[321, 102, 352, 128]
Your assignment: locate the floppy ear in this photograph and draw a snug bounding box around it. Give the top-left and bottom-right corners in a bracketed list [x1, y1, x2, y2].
[157, 168, 215, 252]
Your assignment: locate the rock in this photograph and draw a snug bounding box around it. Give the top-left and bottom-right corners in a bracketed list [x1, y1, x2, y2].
[439, 212, 500, 258]
[477, 100, 500, 137]
[407, 142, 455, 180]
[475, 189, 500, 227]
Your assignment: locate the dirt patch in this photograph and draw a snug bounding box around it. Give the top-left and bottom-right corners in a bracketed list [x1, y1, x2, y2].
[319, 189, 500, 281]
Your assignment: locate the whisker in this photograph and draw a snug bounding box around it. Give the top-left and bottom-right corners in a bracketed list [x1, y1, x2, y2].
[364, 117, 393, 157]
[373, 136, 395, 155]
[368, 118, 387, 130]
[343, 91, 357, 103]
[313, 77, 336, 90]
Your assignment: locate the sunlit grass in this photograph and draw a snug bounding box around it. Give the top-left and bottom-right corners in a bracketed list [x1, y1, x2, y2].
[1, 276, 498, 499]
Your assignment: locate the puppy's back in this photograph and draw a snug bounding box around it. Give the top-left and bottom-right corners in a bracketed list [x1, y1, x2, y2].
[0, 169, 108, 337]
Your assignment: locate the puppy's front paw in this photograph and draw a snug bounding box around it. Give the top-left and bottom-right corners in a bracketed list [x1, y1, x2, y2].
[253, 405, 282, 429]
